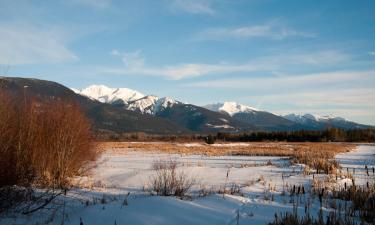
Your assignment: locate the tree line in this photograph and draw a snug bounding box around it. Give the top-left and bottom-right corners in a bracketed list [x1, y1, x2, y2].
[216, 128, 375, 142]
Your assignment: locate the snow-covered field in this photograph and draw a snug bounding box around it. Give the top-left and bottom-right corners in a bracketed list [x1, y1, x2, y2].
[1, 144, 374, 225]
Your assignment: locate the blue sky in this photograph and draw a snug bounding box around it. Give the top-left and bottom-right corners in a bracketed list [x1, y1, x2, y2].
[1, 0, 375, 124]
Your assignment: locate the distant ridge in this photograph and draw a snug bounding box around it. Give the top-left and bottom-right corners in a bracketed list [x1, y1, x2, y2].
[1, 77, 371, 135]
[76, 83, 374, 132]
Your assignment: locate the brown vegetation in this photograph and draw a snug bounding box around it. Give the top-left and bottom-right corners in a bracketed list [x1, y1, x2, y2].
[99, 141, 353, 174]
[0, 90, 96, 189]
[150, 159, 195, 197]
[269, 211, 356, 225]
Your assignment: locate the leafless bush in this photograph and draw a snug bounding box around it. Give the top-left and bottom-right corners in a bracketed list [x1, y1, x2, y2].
[0, 90, 97, 189]
[150, 159, 195, 197]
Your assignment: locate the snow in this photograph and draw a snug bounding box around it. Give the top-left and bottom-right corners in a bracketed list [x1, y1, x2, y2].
[126, 95, 180, 115]
[125, 95, 159, 114]
[283, 113, 346, 123]
[154, 97, 179, 114]
[204, 102, 258, 116]
[70, 88, 80, 94]
[205, 123, 235, 129]
[211, 143, 251, 147]
[76, 84, 145, 104]
[72, 84, 181, 115]
[335, 144, 375, 185]
[177, 143, 254, 147]
[3, 144, 374, 225]
[178, 143, 203, 147]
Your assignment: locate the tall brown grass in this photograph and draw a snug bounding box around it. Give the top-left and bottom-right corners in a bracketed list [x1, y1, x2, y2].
[0, 91, 96, 188]
[100, 142, 353, 174]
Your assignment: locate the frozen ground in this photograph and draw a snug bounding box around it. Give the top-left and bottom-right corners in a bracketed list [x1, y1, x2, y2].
[1, 144, 374, 225]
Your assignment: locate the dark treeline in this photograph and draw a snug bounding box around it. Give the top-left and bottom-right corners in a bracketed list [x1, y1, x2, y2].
[99, 128, 375, 143]
[216, 128, 375, 142]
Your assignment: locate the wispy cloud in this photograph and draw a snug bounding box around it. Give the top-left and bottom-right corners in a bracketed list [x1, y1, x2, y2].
[168, 0, 215, 15]
[0, 24, 78, 65]
[103, 62, 271, 80]
[110, 49, 144, 69]
[368, 51, 375, 56]
[194, 20, 315, 41]
[258, 88, 375, 108]
[186, 70, 374, 89]
[104, 50, 349, 80]
[255, 88, 375, 124]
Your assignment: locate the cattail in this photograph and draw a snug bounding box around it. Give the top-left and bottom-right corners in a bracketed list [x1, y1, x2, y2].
[326, 215, 331, 225]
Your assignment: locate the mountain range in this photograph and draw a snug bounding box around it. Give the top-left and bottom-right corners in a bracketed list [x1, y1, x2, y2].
[75, 84, 373, 132]
[1, 77, 373, 136]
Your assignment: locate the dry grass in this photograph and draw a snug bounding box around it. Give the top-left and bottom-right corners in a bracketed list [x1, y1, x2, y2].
[98, 142, 353, 174]
[99, 141, 352, 156]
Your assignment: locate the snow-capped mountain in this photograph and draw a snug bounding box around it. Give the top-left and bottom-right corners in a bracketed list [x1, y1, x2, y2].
[283, 113, 371, 130]
[126, 95, 181, 115]
[204, 102, 258, 116]
[75, 85, 249, 132]
[74, 85, 181, 115]
[204, 102, 302, 131]
[74, 85, 373, 132]
[76, 85, 145, 104]
[284, 113, 345, 123]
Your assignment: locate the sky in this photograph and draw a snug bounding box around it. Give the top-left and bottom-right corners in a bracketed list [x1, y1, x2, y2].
[1, 0, 375, 125]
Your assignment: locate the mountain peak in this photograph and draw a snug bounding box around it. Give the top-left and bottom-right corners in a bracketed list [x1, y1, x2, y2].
[284, 113, 346, 123]
[204, 102, 258, 116]
[75, 84, 144, 104]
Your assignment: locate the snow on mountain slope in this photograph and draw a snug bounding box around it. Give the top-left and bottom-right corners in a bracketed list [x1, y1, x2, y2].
[74, 85, 180, 115]
[77, 85, 145, 104]
[126, 95, 181, 115]
[204, 102, 258, 116]
[284, 113, 346, 124]
[282, 113, 372, 130]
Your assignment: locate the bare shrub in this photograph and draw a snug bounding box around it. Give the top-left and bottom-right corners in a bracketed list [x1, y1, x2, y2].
[0, 90, 96, 189]
[150, 159, 195, 197]
[0, 91, 19, 185]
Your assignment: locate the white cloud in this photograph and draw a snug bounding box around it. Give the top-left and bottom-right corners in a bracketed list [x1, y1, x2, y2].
[104, 61, 274, 80]
[368, 51, 375, 56]
[169, 0, 215, 15]
[0, 24, 78, 65]
[187, 70, 374, 89]
[110, 49, 144, 69]
[194, 21, 315, 41]
[257, 88, 375, 125]
[105, 50, 349, 80]
[259, 88, 375, 108]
